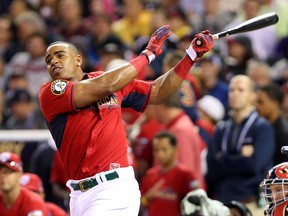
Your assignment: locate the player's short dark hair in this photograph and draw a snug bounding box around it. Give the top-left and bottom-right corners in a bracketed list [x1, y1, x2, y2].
[154, 131, 177, 147]
[47, 41, 79, 54]
[258, 83, 284, 104]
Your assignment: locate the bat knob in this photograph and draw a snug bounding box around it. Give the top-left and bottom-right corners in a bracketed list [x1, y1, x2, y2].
[195, 39, 203, 47]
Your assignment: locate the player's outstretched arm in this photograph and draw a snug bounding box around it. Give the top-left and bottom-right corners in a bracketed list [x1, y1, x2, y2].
[73, 26, 171, 108]
[149, 30, 214, 105]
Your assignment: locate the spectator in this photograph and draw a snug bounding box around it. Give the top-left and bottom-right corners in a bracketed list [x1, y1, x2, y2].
[206, 75, 275, 215]
[4, 72, 29, 92]
[13, 11, 48, 50]
[255, 83, 288, 165]
[37, 0, 60, 32]
[9, 0, 31, 19]
[0, 151, 49, 216]
[0, 14, 19, 63]
[54, 0, 88, 41]
[166, 7, 192, 40]
[191, 0, 234, 36]
[86, 13, 124, 67]
[0, 72, 29, 127]
[196, 95, 225, 137]
[221, 35, 256, 82]
[223, 0, 277, 61]
[112, 0, 152, 50]
[197, 54, 229, 108]
[3, 88, 46, 129]
[5, 32, 51, 97]
[20, 172, 68, 216]
[246, 60, 272, 88]
[96, 40, 126, 71]
[153, 92, 206, 189]
[140, 131, 200, 216]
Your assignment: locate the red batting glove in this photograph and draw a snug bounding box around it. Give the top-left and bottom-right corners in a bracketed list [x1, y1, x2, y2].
[141, 25, 171, 63]
[186, 30, 214, 62]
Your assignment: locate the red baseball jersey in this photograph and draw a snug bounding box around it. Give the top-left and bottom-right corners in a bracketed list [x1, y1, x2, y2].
[46, 202, 68, 216]
[39, 72, 151, 179]
[0, 187, 49, 216]
[140, 164, 199, 216]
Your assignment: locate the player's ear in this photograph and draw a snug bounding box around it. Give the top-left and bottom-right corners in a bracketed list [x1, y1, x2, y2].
[75, 55, 83, 67]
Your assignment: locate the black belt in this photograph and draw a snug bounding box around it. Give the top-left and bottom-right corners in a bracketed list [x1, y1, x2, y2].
[70, 171, 119, 192]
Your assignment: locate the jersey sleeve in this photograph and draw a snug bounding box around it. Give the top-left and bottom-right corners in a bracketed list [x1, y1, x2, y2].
[38, 80, 76, 122]
[121, 79, 152, 112]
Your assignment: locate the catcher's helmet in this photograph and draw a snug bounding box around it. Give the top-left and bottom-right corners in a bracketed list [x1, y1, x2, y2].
[260, 162, 288, 215]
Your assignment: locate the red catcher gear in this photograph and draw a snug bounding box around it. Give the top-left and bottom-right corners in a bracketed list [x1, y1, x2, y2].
[260, 162, 288, 215]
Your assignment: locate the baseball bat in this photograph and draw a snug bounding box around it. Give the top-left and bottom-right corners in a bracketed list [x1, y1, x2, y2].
[195, 12, 279, 46]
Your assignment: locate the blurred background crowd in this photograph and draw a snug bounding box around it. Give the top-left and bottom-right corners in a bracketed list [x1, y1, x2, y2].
[0, 0, 288, 215]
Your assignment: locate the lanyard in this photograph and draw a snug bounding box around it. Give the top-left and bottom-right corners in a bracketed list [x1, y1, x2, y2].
[221, 111, 258, 152]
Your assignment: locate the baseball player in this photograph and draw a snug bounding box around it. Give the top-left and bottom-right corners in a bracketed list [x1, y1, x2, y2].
[140, 131, 200, 216]
[0, 152, 49, 216]
[20, 172, 68, 216]
[38, 25, 214, 215]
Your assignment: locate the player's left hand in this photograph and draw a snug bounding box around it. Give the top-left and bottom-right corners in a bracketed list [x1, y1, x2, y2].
[141, 25, 171, 63]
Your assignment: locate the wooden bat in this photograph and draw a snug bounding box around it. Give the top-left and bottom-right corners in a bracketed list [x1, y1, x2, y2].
[195, 12, 279, 46]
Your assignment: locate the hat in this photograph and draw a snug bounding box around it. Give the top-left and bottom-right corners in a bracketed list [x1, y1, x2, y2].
[5, 89, 32, 107]
[20, 173, 44, 193]
[227, 36, 252, 53]
[197, 95, 225, 121]
[98, 39, 125, 55]
[0, 152, 23, 172]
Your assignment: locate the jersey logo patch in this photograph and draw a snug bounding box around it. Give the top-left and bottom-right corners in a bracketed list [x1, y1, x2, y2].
[51, 80, 68, 95]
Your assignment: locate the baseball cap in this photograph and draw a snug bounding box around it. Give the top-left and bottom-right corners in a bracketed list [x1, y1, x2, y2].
[20, 173, 44, 194]
[227, 36, 252, 53]
[98, 39, 125, 55]
[0, 152, 23, 172]
[197, 95, 225, 121]
[5, 88, 32, 107]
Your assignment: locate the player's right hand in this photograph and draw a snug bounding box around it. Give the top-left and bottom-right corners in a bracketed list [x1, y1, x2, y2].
[141, 25, 171, 63]
[186, 30, 214, 62]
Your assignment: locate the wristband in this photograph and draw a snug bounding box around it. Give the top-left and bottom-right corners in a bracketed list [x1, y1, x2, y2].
[129, 55, 149, 73]
[186, 45, 198, 61]
[141, 50, 155, 64]
[174, 55, 194, 80]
